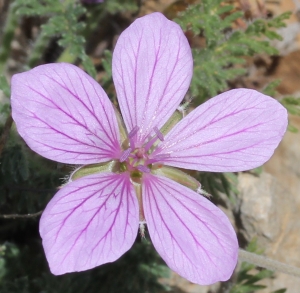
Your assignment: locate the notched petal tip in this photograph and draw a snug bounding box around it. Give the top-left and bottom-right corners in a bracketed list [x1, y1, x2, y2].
[39, 172, 139, 275]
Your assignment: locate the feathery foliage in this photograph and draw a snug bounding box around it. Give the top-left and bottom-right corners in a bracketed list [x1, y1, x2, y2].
[13, 0, 95, 75]
[175, 0, 291, 102]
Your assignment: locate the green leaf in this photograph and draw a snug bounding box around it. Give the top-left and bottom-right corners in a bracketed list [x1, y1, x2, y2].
[264, 30, 282, 40]
[248, 166, 263, 176]
[0, 75, 11, 98]
[288, 124, 298, 133]
[175, 0, 288, 103]
[263, 80, 281, 96]
[105, 0, 138, 14]
[272, 289, 287, 293]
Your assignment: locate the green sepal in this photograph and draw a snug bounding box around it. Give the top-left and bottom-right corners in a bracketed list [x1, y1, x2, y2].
[160, 110, 182, 136]
[114, 107, 128, 148]
[71, 160, 117, 181]
[152, 165, 201, 192]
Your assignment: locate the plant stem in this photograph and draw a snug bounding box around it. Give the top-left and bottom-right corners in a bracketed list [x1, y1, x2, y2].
[239, 249, 300, 278]
[0, 210, 43, 219]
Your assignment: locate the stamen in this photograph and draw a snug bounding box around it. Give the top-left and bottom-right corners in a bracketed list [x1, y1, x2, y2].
[128, 126, 139, 149]
[144, 136, 157, 152]
[119, 148, 132, 162]
[128, 126, 139, 138]
[154, 126, 164, 141]
[144, 127, 164, 152]
[137, 165, 150, 173]
[147, 153, 170, 164]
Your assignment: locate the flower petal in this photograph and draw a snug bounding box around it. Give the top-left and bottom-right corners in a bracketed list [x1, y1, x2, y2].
[11, 63, 121, 164]
[112, 12, 193, 145]
[39, 172, 139, 275]
[153, 89, 288, 172]
[142, 174, 238, 285]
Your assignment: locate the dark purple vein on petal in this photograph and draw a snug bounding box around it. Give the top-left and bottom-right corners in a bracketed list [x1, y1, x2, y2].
[149, 178, 217, 267]
[44, 75, 118, 148]
[155, 177, 230, 252]
[145, 178, 216, 268]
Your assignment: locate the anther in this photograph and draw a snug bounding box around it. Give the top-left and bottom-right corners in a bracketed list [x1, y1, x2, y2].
[137, 165, 151, 173]
[128, 126, 139, 149]
[144, 127, 164, 152]
[154, 126, 164, 141]
[120, 148, 132, 162]
[147, 153, 170, 164]
[128, 126, 139, 138]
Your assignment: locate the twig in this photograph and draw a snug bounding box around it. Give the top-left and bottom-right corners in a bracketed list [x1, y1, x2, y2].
[0, 112, 13, 157]
[0, 210, 43, 219]
[239, 249, 300, 278]
[1, 185, 56, 194]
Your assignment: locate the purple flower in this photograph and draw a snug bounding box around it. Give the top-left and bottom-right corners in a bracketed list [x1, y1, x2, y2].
[11, 13, 287, 285]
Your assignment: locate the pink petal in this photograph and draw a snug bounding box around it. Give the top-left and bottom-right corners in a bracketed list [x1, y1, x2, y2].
[152, 89, 288, 172]
[112, 12, 193, 145]
[11, 63, 121, 164]
[39, 172, 139, 275]
[142, 174, 238, 285]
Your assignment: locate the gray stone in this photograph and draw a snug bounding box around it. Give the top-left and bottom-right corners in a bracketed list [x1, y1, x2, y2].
[237, 115, 300, 293]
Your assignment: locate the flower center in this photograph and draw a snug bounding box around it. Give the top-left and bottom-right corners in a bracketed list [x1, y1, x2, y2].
[119, 126, 165, 183]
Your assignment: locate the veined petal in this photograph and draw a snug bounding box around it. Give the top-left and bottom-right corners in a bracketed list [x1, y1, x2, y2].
[11, 63, 121, 164]
[153, 89, 288, 172]
[142, 174, 238, 285]
[112, 12, 193, 145]
[39, 172, 139, 275]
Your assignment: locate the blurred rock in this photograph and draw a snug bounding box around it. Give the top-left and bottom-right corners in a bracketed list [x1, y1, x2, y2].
[237, 115, 300, 293]
[237, 172, 294, 246]
[237, 0, 300, 54]
[268, 0, 300, 55]
[140, 0, 177, 15]
[272, 50, 300, 94]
